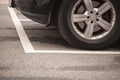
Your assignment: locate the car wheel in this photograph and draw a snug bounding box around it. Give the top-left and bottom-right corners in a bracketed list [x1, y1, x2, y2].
[58, 0, 120, 50]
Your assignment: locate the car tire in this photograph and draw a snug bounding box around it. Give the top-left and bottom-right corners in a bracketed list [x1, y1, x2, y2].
[58, 0, 120, 50]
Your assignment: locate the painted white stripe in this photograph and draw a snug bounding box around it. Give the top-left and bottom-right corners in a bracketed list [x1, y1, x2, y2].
[8, 7, 120, 54]
[26, 50, 120, 54]
[8, 7, 34, 52]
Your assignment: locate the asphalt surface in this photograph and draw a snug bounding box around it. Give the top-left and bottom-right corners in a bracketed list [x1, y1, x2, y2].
[0, 3, 120, 80]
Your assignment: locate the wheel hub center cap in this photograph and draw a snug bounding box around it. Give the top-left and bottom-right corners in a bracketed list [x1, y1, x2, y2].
[89, 12, 97, 21]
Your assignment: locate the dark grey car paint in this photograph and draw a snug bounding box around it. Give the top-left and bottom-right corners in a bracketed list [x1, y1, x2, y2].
[11, 0, 57, 24]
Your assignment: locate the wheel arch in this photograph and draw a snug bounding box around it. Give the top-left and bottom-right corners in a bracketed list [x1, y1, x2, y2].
[48, 0, 63, 26]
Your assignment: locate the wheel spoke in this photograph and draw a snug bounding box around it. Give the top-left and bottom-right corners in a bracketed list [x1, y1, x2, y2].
[98, 2, 112, 15]
[84, 21, 95, 38]
[73, 14, 88, 22]
[83, 0, 94, 12]
[97, 18, 111, 31]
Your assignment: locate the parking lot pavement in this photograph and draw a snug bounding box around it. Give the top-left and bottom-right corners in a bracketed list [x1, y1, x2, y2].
[0, 0, 8, 4]
[0, 4, 120, 80]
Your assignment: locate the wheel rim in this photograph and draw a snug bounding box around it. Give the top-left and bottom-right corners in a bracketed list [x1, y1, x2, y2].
[71, 0, 116, 40]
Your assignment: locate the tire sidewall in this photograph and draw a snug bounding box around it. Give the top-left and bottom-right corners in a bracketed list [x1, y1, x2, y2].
[58, 0, 120, 49]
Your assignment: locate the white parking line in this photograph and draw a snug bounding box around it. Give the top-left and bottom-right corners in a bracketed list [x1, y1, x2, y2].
[8, 7, 120, 54]
[26, 50, 120, 54]
[8, 7, 34, 52]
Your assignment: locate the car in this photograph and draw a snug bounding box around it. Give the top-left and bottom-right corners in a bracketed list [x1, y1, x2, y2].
[9, 0, 120, 50]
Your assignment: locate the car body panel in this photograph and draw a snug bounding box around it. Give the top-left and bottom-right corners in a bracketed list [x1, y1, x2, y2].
[10, 0, 57, 24]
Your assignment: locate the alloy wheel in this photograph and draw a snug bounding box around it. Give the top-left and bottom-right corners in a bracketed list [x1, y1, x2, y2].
[71, 0, 116, 40]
